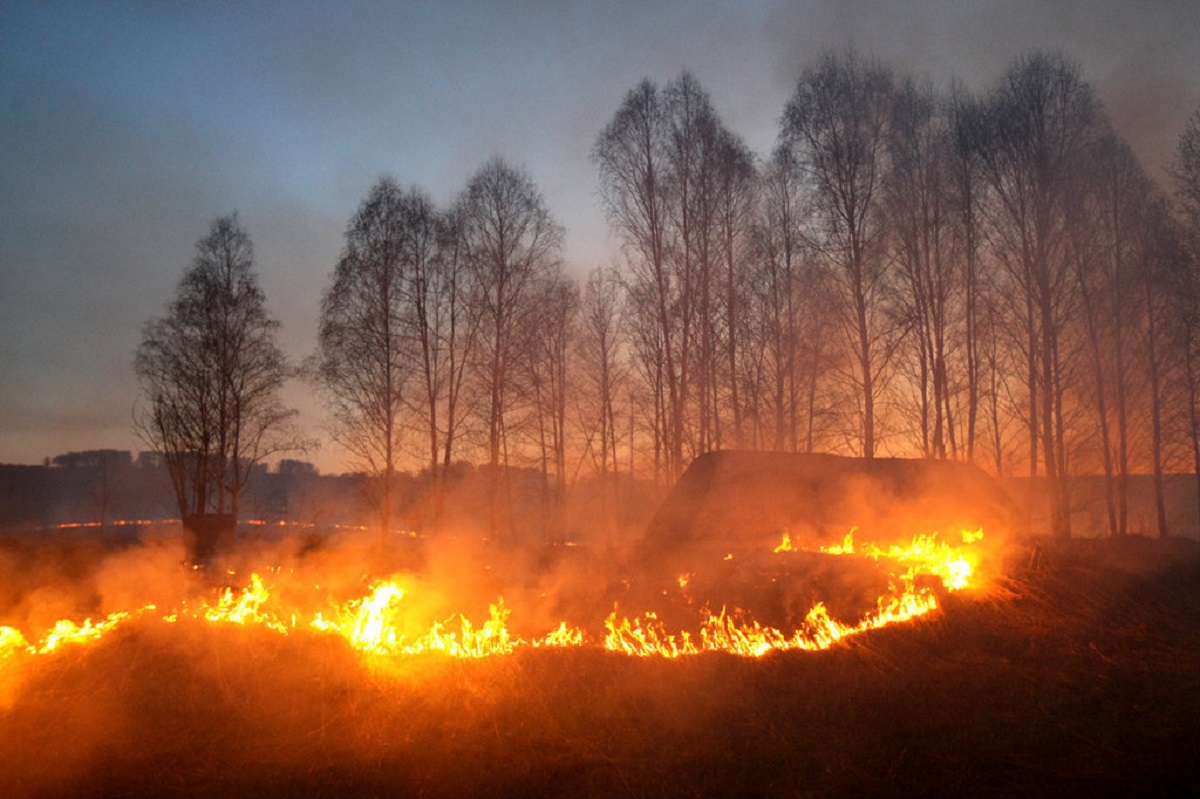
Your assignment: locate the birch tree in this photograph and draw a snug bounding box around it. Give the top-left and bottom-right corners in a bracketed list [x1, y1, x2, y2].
[315, 178, 414, 540]
[781, 50, 896, 458]
[456, 158, 563, 539]
[136, 213, 295, 549]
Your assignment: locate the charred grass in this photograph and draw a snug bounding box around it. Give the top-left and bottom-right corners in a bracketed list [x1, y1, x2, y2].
[3, 536, 1200, 797]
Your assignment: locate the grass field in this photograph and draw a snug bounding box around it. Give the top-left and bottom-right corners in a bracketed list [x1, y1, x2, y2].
[2, 534, 1199, 797]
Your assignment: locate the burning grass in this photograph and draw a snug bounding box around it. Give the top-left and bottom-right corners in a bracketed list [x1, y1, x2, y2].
[2, 530, 1199, 796]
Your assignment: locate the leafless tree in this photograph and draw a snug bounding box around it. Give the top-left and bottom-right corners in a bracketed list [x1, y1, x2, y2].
[577, 265, 627, 541]
[885, 77, 958, 459]
[1066, 133, 1150, 537]
[136, 213, 296, 546]
[456, 157, 563, 539]
[975, 53, 1104, 538]
[314, 178, 415, 540]
[781, 50, 897, 458]
[522, 274, 579, 543]
[664, 73, 723, 456]
[594, 80, 674, 480]
[1137, 195, 1179, 538]
[750, 145, 807, 451]
[714, 128, 757, 449]
[945, 83, 988, 464]
[597, 73, 757, 478]
[405, 200, 479, 533]
[1172, 107, 1200, 529]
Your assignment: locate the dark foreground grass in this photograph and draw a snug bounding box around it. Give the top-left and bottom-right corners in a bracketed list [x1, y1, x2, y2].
[3, 537, 1200, 798]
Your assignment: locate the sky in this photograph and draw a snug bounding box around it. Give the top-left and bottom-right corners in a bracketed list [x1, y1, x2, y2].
[2, 0, 1198, 474]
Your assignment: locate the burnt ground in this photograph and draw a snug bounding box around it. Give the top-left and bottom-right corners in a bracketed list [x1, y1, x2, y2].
[2, 535, 1200, 797]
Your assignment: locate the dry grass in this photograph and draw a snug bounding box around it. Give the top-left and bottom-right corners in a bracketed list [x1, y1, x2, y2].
[2, 536, 1200, 797]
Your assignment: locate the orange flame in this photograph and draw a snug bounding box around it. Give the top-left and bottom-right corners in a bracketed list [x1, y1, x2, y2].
[2, 528, 985, 667]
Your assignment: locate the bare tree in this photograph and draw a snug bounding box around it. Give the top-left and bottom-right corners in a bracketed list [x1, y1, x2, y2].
[1138, 196, 1178, 538]
[781, 50, 896, 458]
[1172, 107, 1200, 529]
[594, 79, 679, 480]
[975, 53, 1103, 538]
[885, 77, 958, 459]
[136, 213, 295, 559]
[577, 265, 627, 541]
[664, 73, 723, 456]
[714, 128, 757, 449]
[456, 158, 563, 539]
[751, 145, 807, 451]
[597, 73, 756, 477]
[1066, 133, 1150, 537]
[523, 274, 579, 543]
[314, 178, 415, 541]
[1175, 108, 1200, 222]
[946, 83, 988, 464]
[404, 198, 479, 533]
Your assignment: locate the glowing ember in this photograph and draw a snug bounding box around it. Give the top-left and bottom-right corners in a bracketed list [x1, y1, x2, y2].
[1, 528, 985, 666]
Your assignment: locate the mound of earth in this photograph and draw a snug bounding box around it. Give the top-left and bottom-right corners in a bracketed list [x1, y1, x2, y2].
[643, 450, 1025, 553]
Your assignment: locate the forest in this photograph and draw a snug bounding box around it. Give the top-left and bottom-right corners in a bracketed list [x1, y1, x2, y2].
[133, 50, 1200, 542]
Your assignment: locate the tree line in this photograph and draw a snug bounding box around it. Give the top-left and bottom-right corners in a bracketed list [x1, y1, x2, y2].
[136, 50, 1200, 542]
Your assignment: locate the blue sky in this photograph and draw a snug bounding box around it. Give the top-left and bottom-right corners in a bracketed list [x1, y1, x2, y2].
[2, 0, 1197, 473]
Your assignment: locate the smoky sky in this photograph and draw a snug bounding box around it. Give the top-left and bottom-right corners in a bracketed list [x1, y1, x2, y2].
[1, 0, 1197, 473]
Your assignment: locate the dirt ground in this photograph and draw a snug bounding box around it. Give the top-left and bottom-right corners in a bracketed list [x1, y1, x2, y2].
[1, 534, 1199, 797]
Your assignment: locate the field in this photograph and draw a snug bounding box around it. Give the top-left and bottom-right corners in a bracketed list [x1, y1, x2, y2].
[2, 532, 1199, 797]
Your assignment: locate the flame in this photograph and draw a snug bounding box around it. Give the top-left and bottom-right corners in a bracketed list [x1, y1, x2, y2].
[2, 528, 985, 668]
[814, 528, 983, 591]
[1, 626, 29, 658]
[33, 608, 155, 655]
[202, 573, 288, 633]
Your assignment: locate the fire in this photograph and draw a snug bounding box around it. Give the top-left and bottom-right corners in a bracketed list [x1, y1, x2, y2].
[311, 581, 407, 654]
[32, 608, 156, 655]
[605, 608, 695, 658]
[203, 573, 287, 632]
[1, 528, 985, 671]
[1, 626, 28, 658]
[815, 528, 983, 591]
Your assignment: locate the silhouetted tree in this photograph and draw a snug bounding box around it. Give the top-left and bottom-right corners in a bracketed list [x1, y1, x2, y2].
[594, 80, 674, 480]
[522, 274, 579, 543]
[975, 53, 1104, 538]
[1172, 107, 1200, 528]
[411, 204, 480, 533]
[885, 77, 957, 459]
[456, 158, 563, 539]
[135, 213, 295, 534]
[577, 264, 627, 541]
[946, 83, 988, 464]
[781, 50, 897, 458]
[714, 127, 757, 449]
[315, 178, 416, 540]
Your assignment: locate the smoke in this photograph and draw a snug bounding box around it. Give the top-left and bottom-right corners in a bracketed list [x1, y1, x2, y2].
[0, 472, 1058, 796]
[762, 0, 1200, 178]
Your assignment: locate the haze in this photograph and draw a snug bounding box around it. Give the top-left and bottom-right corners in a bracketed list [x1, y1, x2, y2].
[2, 0, 1197, 473]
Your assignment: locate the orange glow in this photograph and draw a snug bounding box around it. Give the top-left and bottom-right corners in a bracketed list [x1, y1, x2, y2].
[2, 528, 985, 668]
[1, 626, 28, 658]
[814, 528, 983, 591]
[33, 608, 153, 654]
